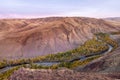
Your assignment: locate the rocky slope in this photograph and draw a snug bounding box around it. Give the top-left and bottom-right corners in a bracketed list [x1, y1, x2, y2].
[0, 17, 120, 60]
[9, 68, 120, 80]
[77, 34, 120, 72]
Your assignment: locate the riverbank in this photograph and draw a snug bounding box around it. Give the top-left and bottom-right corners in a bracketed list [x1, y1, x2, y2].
[0, 32, 118, 80]
[0, 33, 113, 70]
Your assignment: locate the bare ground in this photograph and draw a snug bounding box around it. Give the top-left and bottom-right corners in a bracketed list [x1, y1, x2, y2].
[0, 17, 120, 60]
[9, 68, 120, 80]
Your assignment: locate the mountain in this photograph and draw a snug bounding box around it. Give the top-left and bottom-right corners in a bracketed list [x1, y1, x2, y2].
[0, 17, 120, 60]
[104, 17, 120, 22]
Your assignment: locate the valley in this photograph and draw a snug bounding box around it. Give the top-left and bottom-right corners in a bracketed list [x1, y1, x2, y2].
[0, 17, 120, 60]
[0, 0, 120, 79]
[0, 31, 119, 80]
[0, 17, 120, 80]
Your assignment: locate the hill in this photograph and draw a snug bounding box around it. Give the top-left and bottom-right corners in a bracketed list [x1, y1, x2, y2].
[0, 17, 120, 60]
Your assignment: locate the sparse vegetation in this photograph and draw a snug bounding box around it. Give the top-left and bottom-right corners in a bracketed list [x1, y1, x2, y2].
[25, 55, 101, 70]
[95, 32, 118, 50]
[0, 32, 119, 80]
[110, 31, 120, 35]
[0, 67, 20, 80]
[0, 32, 118, 69]
[42, 38, 108, 62]
[57, 55, 101, 69]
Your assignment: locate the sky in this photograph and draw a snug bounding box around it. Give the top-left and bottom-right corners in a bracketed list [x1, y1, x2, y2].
[0, 0, 120, 18]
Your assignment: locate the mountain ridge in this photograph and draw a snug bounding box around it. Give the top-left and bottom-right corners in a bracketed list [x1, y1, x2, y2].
[0, 17, 120, 60]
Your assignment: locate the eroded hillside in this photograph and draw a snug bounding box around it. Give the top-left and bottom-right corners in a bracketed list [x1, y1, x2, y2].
[0, 17, 120, 60]
[77, 34, 120, 72]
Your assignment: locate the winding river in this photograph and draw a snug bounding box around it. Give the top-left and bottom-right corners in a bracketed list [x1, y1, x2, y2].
[0, 33, 114, 74]
[0, 44, 113, 74]
[69, 44, 113, 62]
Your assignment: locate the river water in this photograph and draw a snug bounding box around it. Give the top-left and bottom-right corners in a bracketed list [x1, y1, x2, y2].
[0, 44, 113, 74]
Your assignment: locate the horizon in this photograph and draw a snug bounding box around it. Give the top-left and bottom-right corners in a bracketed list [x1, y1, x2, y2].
[0, 0, 120, 18]
[0, 16, 120, 19]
